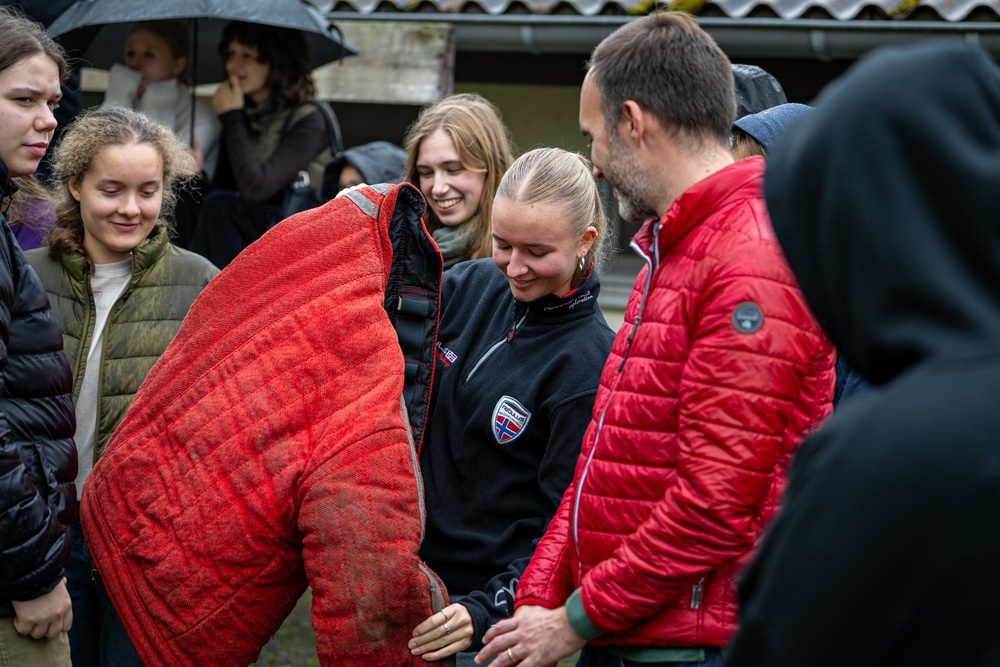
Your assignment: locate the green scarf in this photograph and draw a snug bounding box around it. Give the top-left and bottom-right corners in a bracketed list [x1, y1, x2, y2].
[432, 224, 471, 270]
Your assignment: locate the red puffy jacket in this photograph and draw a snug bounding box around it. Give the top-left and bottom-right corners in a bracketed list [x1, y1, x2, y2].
[82, 184, 448, 666]
[516, 158, 834, 648]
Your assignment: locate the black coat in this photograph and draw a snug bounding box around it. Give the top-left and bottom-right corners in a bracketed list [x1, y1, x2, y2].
[729, 43, 1000, 666]
[0, 163, 77, 616]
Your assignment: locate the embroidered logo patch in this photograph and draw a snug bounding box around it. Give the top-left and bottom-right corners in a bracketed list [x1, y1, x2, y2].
[731, 302, 764, 334]
[493, 396, 531, 444]
[436, 342, 457, 366]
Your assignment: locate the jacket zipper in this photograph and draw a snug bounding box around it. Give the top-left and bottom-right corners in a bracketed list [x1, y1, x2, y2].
[465, 311, 528, 383]
[94, 296, 129, 460]
[691, 577, 704, 609]
[71, 269, 95, 406]
[572, 222, 661, 576]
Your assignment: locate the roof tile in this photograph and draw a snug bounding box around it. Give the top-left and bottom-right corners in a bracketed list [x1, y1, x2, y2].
[321, 0, 1000, 21]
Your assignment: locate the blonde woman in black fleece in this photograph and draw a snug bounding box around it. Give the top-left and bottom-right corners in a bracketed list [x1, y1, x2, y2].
[408, 148, 614, 665]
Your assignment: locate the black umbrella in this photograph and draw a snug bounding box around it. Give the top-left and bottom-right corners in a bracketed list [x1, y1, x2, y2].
[48, 0, 356, 85]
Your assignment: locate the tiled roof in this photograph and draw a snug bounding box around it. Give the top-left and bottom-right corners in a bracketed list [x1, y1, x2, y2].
[320, 0, 1000, 22]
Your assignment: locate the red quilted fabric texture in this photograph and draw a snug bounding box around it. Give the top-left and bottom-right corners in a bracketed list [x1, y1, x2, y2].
[81, 184, 447, 666]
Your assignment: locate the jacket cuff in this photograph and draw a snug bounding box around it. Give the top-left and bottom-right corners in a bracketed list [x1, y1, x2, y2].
[454, 596, 490, 652]
[513, 595, 558, 611]
[565, 589, 603, 641]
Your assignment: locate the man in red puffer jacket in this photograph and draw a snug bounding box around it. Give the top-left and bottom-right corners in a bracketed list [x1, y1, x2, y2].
[476, 12, 835, 667]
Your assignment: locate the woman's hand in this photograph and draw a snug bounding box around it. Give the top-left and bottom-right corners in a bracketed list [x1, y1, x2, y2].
[409, 603, 473, 661]
[11, 578, 73, 639]
[212, 75, 244, 114]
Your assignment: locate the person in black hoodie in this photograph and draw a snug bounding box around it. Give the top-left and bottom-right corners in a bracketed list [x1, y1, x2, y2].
[728, 41, 1000, 666]
[408, 147, 615, 665]
[731, 64, 786, 120]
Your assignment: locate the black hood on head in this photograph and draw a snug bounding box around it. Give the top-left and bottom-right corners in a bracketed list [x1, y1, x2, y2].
[732, 64, 787, 119]
[764, 41, 1000, 386]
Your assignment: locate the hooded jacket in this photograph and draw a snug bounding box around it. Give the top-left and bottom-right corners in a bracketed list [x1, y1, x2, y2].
[731, 64, 787, 120]
[81, 183, 448, 667]
[0, 162, 77, 617]
[733, 103, 812, 152]
[322, 140, 407, 199]
[516, 157, 834, 650]
[729, 42, 1000, 667]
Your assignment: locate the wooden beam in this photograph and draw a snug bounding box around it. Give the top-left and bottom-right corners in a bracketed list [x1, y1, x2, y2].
[314, 21, 455, 105]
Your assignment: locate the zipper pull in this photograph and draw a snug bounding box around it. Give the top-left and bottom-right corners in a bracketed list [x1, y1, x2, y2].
[691, 579, 704, 609]
[506, 308, 522, 344]
[617, 315, 642, 372]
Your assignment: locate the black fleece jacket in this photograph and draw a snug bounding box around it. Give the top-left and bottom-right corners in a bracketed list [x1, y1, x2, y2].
[419, 258, 614, 649]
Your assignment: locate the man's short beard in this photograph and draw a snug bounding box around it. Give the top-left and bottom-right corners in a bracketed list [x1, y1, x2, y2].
[605, 130, 658, 224]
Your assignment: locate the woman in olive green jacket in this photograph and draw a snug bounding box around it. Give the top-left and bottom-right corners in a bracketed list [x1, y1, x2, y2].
[25, 106, 218, 667]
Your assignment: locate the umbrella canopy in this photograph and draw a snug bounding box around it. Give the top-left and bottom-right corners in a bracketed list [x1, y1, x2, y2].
[48, 0, 355, 85]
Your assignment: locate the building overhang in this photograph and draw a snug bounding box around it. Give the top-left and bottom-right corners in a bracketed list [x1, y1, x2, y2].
[324, 12, 1000, 59]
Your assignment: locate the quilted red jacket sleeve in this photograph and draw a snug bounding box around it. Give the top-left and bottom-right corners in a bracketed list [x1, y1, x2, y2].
[82, 185, 448, 667]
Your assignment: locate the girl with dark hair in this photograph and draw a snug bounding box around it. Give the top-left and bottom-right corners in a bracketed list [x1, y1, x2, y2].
[0, 6, 77, 666]
[185, 21, 338, 268]
[26, 105, 218, 667]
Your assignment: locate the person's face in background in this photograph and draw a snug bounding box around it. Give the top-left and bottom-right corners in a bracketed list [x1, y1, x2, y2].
[492, 197, 596, 302]
[125, 28, 186, 95]
[579, 73, 657, 224]
[338, 164, 365, 191]
[224, 40, 270, 104]
[415, 128, 486, 228]
[69, 141, 164, 265]
[0, 53, 60, 178]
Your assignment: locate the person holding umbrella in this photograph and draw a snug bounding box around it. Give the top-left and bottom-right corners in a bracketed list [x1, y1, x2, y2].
[186, 21, 339, 268]
[103, 20, 222, 180]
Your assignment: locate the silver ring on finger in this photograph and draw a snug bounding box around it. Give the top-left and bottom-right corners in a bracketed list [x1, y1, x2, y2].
[444, 622, 451, 634]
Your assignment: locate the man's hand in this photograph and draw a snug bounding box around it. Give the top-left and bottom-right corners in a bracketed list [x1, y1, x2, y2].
[475, 605, 584, 667]
[12, 578, 73, 639]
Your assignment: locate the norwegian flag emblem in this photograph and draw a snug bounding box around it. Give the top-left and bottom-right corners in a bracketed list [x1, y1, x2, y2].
[492, 396, 531, 444]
